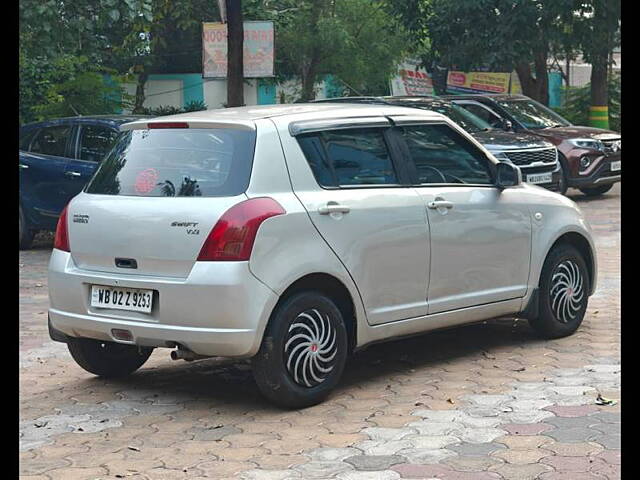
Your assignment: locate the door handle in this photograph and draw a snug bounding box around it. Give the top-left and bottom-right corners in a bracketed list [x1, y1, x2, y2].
[19, 164, 29, 169]
[427, 200, 454, 210]
[65, 171, 82, 177]
[318, 203, 351, 215]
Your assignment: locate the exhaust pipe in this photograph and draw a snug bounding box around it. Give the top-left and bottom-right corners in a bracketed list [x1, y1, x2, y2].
[170, 348, 211, 362]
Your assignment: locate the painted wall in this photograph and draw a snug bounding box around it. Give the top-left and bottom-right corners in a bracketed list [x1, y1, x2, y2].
[122, 74, 335, 112]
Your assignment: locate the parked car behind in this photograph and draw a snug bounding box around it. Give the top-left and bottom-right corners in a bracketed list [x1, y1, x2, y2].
[48, 104, 596, 408]
[445, 94, 621, 196]
[19, 115, 149, 249]
[314, 96, 562, 192]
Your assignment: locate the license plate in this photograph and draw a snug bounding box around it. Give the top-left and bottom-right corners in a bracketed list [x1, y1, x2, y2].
[610, 160, 621, 171]
[90, 285, 153, 313]
[526, 172, 553, 184]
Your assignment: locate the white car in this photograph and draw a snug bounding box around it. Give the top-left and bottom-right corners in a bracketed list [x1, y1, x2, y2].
[48, 104, 597, 408]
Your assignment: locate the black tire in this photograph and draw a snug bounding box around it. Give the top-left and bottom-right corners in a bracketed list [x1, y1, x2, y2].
[529, 244, 590, 339]
[252, 291, 348, 408]
[19, 206, 35, 250]
[579, 184, 613, 197]
[67, 337, 153, 377]
[556, 157, 569, 196]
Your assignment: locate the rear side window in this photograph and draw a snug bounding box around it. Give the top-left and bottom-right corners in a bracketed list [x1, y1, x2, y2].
[85, 128, 256, 197]
[399, 124, 493, 185]
[297, 128, 398, 187]
[30, 125, 72, 157]
[78, 125, 120, 163]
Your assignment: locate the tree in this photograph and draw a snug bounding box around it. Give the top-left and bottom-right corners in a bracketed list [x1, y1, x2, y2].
[259, 0, 409, 101]
[19, 0, 143, 122]
[391, 0, 578, 104]
[574, 0, 620, 128]
[226, 0, 245, 107]
[19, 0, 221, 120]
[29, 56, 131, 120]
[554, 71, 620, 132]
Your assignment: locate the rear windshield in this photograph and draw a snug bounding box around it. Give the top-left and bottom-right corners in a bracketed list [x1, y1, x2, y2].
[85, 128, 256, 197]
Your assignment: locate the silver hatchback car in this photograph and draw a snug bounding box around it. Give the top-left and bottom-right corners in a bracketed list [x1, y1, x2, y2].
[48, 104, 597, 408]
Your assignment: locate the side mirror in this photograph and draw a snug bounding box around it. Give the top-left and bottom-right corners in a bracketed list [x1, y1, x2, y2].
[495, 161, 522, 189]
[502, 119, 513, 131]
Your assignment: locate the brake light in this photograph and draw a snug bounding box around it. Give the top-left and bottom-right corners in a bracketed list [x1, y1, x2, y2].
[147, 122, 189, 129]
[197, 198, 285, 261]
[54, 205, 70, 252]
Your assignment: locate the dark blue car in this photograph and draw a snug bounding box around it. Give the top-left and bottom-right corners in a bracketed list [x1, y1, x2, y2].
[19, 115, 149, 249]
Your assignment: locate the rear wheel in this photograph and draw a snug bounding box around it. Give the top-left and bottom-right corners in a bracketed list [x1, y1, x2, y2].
[19, 206, 35, 250]
[529, 244, 589, 339]
[67, 338, 153, 377]
[252, 291, 348, 408]
[579, 184, 613, 197]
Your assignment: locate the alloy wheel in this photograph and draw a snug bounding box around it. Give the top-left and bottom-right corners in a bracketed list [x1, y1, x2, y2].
[549, 260, 584, 323]
[284, 308, 337, 387]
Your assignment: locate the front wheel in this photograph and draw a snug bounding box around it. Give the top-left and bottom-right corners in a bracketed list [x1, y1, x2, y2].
[529, 244, 590, 339]
[67, 338, 153, 377]
[579, 184, 613, 197]
[252, 291, 348, 408]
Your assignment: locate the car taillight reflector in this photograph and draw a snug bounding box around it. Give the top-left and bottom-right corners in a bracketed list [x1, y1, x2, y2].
[147, 122, 189, 129]
[54, 205, 70, 252]
[197, 198, 285, 261]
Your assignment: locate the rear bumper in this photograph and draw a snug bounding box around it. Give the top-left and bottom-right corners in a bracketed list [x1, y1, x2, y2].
[48, 249, 279, 358]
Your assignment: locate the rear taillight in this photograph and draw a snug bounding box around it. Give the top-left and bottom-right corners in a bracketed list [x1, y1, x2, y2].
[147, 122, 189, 129]
[197, 197, 285, 261]
[54, 205, 70, 252]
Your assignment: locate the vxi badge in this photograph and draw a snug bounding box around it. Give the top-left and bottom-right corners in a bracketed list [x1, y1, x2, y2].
[170, 221, 200, 235]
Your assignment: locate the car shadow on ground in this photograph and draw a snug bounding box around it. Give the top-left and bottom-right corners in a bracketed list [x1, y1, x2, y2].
[566, 189, 617, 204]
[80, 317, 547, 412]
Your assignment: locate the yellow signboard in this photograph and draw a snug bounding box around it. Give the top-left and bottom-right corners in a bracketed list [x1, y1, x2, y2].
[447, 71, 512, 94]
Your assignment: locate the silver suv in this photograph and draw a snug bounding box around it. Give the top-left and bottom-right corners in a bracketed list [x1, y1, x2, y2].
[48, 104, 597, 408]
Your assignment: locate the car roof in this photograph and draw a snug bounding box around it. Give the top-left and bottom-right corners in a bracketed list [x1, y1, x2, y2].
[122, 103, 448, 130]
[380, 96, 452, 105]
[313, 95, 443, 104]
[312, 96, 385, 103]
[444, 94, 529, 101]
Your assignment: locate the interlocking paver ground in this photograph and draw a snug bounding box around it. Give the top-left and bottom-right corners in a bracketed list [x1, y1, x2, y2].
[20, 185, 621, 479]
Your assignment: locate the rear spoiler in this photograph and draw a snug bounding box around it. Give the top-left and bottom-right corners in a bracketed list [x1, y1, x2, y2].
[120, 118, 256, 131]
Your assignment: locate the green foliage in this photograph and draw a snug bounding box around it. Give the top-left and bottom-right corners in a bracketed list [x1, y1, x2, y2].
[553, 72, 621, 132]
[249, 0, 411, 99]
[19, 0, 144, 123]
[20, 54, 132, 124]
[573, 0, 621, 67]
[183, 100, 208, 112]
[141, 100, 208, 116]
[397, 0, 576, 72]
[147, 105, 184, 116]
[390, 0, 621, 105]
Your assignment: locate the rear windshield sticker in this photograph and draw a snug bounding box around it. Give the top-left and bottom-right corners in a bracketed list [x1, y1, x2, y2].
[135, 168, 159, 194]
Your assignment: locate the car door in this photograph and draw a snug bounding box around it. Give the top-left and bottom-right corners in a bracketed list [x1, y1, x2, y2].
[392, 118, 532, 314]
[19, 123, 75, 224]
[63, 123, 121, 205]
[288, 121, 431, 325]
